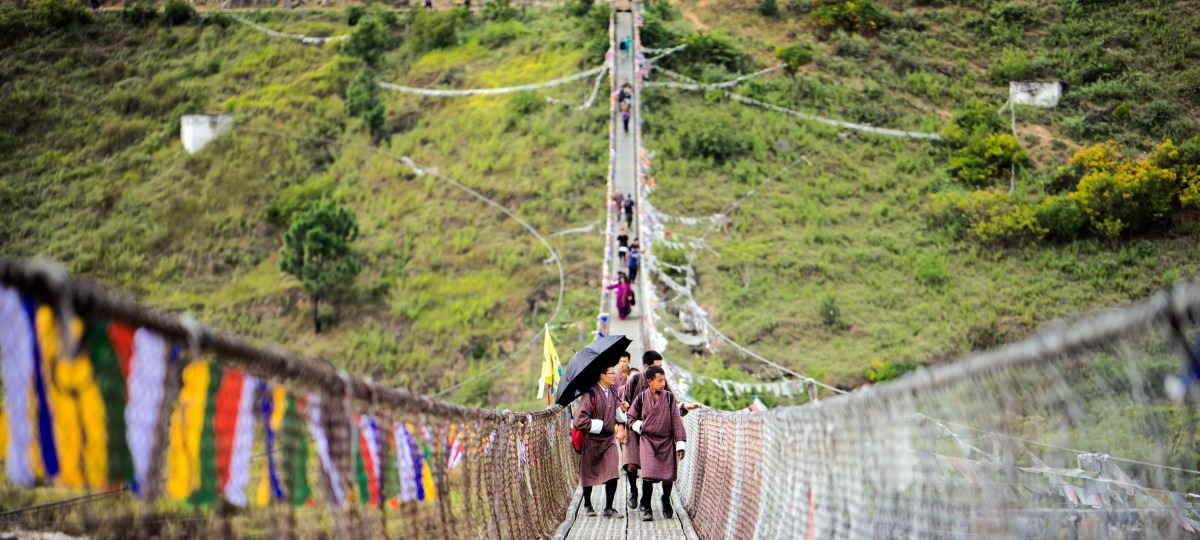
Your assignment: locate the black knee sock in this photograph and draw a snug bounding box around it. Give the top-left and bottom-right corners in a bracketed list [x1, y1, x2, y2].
[583, 485, 593, 508]
[626, 467, 639, 495]
[640, 479, 654, 508]
[661, 481, 673, 502]
[604, 479, 618, 510]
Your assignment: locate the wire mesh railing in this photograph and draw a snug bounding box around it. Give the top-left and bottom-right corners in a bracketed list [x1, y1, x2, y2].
[0, 258, 577, 538]
[674, 283, 1200, 539]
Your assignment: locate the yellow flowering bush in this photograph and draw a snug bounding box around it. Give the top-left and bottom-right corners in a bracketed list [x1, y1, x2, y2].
[929, 189, 1045, 245]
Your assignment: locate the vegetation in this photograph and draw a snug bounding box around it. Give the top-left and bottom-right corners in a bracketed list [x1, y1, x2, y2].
[6, 0, 1200, 398]
[0, 7, 606, 406]
[644, 0, 1200, 385]
[280, 201, 362, 333]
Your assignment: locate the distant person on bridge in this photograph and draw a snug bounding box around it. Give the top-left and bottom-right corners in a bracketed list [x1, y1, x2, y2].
[622, 196, 635, 226]
[627, 245, 640, 283]
[628, 365, 686, 521]
[621, 104, 631, 133]
[612, 188, 624, 209]
[618, 37, 629, 56]
[617, 226, 629, 266]
[607, 272, 633, 320]
[574, 365, 628, 518]
[620, 351, 701, 511]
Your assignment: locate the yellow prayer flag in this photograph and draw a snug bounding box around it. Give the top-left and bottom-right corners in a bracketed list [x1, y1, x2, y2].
[539, 326, 561, 402]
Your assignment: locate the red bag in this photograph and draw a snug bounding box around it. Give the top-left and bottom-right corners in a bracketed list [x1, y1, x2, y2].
[571, 390, 598, 454]
[571, 428, 586, 453]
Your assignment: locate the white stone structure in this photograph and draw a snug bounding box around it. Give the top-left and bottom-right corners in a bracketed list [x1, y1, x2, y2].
[181, 114, 234, 155]
[1009, 81, 1061, 108]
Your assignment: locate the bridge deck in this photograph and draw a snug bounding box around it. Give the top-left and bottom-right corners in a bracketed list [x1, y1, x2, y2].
[558, 469, 698, 540]
[555, 10, 693, 540]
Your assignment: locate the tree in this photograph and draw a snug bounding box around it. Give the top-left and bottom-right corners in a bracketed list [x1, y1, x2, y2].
[774, 44, 813, 78]
[345, 15, 386, 66]
[345, 69, 388, 143]
[280, 201, 361, 333]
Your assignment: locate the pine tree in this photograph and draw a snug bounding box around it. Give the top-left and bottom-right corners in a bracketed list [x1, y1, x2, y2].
[279, 201, 361, 333]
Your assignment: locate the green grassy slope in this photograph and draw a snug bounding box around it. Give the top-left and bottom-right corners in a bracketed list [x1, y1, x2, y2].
[639, 0, 1200, 385]
[0, 7, 608, 407]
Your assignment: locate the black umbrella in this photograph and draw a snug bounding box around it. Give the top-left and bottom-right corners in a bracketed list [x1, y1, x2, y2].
[555, 334, 632, 407]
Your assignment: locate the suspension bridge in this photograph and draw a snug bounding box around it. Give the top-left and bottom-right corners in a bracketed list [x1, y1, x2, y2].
[1, 2, 1199, 539]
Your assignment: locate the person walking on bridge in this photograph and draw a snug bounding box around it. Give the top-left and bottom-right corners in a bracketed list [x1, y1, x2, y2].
[614, 351, 631, 391]
[574, 366, 628, 518]
[606, 272, 633, 320]
[628, 365, 686, 521]
[620, 351, 701, 510]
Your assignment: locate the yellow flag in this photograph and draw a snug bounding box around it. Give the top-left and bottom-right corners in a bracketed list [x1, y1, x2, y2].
[37, 307, 107, 489]
[165, 360, 211, 500]
[538, 326, 561, 403]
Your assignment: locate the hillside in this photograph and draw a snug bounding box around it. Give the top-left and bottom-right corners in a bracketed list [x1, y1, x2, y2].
[633, 0, 1200, 388]
[3, 0, 1200, 409]
[0, 2, 608, 408]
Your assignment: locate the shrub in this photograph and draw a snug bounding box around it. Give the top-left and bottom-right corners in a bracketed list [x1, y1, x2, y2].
[566, 0, 594, 18]
[1036, 194, 1087, 240]
[31, 0, 93, 27]
[913, 253, 948, 287]
[481, 0, 519, 22]
[941, 103, 1007, 146]
[820, 293, 846, 330]
[479, 20, 528, 47]
[509, 91, 545, 116]
[810, 0, 888, 35]
[347, 5, 364, 26]
[162, 0, 195, 26]
[1070, 141, 1177, 237]
[928, 189, 1045, 245]
[345, 15, 390, 66]
[679, 31, 744, 73]
[773, 44, 813, 77]
[864, 359, 916, 383]
[949, 133, 1028, 188]
[677, 113, 750, 163]
[757, 0, 779, 17]
[989, 47, 1031, 84]
[830, 29, 870, 59]
[266, 175, 336, 227]
[121, 0, 158, 27]
[410, 8, 459, 52]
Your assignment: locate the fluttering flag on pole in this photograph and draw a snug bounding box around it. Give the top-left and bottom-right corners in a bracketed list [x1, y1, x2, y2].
[537, 325, 562, 404]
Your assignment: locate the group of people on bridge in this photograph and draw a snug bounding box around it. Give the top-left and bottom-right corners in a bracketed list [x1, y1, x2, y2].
[608, 188, 639, 321]
[573, 349, 702, 521]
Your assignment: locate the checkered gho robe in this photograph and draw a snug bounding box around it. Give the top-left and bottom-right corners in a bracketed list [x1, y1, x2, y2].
[619, 372, 672, 468]
[573, 385, 623, 487]
[628, 390, 686, 482]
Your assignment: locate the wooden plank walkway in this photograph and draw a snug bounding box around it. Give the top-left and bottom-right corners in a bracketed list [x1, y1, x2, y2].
[554, 9, 695, 540]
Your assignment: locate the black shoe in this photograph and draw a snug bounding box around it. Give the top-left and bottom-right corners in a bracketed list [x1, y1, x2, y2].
[603, 508, 621, 518]
[662, 497, 674, 519]
[642, 508, 653, 521]
[584, 505, 597, 517]
[627, 492, 638, 509]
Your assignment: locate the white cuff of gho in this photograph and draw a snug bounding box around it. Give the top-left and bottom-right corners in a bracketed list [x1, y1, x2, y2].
[615, 409, 628, 424]
[675, 441, 686, 452]
[589, 419, 604, 434]
[631, 421, 643, 434]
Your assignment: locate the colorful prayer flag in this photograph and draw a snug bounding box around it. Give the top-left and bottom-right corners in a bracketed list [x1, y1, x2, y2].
[0, 287, 36, 487]
[391, 422, 420, 503]
[304, 395, 345, 505]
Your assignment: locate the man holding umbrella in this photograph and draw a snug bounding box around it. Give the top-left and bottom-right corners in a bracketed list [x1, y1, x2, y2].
[555, 335, 636, 518]
[573, 365, 628, 517]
